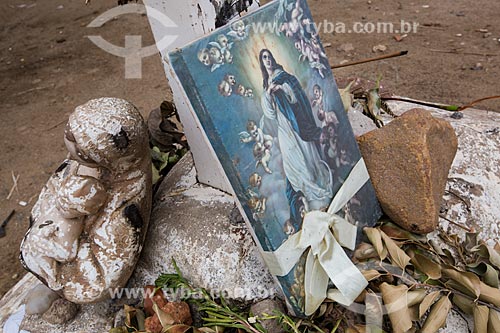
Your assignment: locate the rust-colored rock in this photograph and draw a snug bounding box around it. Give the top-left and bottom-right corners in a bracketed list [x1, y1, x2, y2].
[144, 301, 193, 333]
[357, 109, 458, 233]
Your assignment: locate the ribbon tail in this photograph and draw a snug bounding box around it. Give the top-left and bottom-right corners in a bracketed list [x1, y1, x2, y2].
[304, 249, 329, 316]
[319, 232, 368, 306]
[327, 158, 370, 215]
[261, 232, 307, 276]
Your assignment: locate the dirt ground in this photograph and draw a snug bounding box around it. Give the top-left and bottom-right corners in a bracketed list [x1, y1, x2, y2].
[0, 0, 499, 298]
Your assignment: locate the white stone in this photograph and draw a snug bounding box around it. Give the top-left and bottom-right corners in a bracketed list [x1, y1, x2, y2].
[129, 153, 278, 302]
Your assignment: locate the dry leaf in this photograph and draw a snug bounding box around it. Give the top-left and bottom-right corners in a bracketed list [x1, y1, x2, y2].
[354, 242, 378, 260]
[479, 282, 500, 307]
[467, 262, 499, 288]
[465, 232, 479, 251]
[362, 269, 382, 281]
[153, 303, 175, 328]
[410, 252, 442, 280]
[472, 244, 500, 270]
[407, 290, 427, 307]
[452, 294, 474, 315]
[419, 291, 441, 318]
[420, 295, 452, 333]
[380, 283, 413, 333]
[445, 280, 477, 298]
[380, 231, 411, 270]
[365, 227, 387, 260]
[488, 309, 500, 333]
[408, 305, 419, 322]
[443, 268, 481, 297]
[473, 305, 489, 333]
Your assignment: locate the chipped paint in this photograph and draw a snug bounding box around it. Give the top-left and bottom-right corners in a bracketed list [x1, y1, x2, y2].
[20, 98, 152, 303]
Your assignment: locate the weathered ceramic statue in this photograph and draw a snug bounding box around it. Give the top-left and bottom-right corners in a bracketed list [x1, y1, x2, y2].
[20, 98, 152, 303]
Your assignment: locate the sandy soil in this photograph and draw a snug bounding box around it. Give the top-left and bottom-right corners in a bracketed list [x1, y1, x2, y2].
[0, 0, 499, 297]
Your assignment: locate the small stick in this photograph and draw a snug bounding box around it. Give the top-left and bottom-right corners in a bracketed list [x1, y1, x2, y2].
[6, 172, 20, 200]
[2, 210, 15, 227]
[429, 49, 498, 57]
[439, 214, 472, 232]
[331, 50, 408, 69]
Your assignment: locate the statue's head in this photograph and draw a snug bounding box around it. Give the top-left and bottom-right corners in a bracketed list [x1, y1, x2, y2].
[64, 97, 148, 172]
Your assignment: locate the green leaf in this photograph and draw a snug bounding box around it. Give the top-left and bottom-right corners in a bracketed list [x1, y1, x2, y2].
[364, 228, 387, 260]
[380, 231, 411, 270]
[420, 295, 452, 333]
[473, 305, 489, 333]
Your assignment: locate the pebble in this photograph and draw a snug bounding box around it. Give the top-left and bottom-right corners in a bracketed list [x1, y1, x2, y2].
[372, 44, 387, 52]
[471, 62, 483, 70]
[456, 33, 463, 37]
[12, 273, 19, 279]
[19, 201, 28, 207]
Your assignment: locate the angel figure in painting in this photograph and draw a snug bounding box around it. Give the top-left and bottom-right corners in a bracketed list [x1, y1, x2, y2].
[259, 49, 333, 227]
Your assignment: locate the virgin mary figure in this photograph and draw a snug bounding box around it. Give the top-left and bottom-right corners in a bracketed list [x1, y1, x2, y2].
[259, 49, 333, 226]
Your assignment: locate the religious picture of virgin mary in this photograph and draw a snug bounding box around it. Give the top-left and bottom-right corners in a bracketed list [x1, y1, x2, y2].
[259, 49, 333, 228]
[168, 0, 382, 316]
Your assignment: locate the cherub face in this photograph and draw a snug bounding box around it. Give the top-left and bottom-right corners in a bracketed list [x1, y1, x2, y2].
[294, 41, 302, 51]
[218, 80, 232, 97]
[313, 86, 322, 100]
[244, 89, 254, 98]
[209, 47, 223, 64]
[197, 48, 211, 66]
[236, 84, 245, 96]
[217, 34, 228, 48]
[319, 129, 328, 145]
[327, 124, 335, 138]
[232, 21, 245, 37]
[325, 111, 339, 125]
[249, 173, 262, 188]
[225, 74, 236, 86]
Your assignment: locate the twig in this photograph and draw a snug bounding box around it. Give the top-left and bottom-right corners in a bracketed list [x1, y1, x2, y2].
[45, 119, 67, 131]
[12, 85, 51, 97]
[445, 190, 471, 213]
[458, 95, 500, 111]
[439, 214, 471, 232]
[2, 210, 15, 227]
[6, 172, 20, 200]
[331, 51, 408, 69]
[429, 49, 498, 57]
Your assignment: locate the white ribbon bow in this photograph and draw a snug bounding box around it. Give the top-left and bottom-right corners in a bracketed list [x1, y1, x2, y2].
[262, 158, 370, 315]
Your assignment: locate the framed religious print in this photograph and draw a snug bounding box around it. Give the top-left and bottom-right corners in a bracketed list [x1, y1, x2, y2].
[168, 0, 382, 317]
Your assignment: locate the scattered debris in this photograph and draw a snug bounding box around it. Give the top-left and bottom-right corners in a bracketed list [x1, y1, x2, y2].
[372, 44, 387, 53]
[6, 172, 19, 200]
[0, 210, 16, 238]
[393, 34, 407, 42]
[471, 62, 484, 70]
[323, 42, 332, 48]
[337, 43, 355, 53]
[450, 111, 464, 119]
